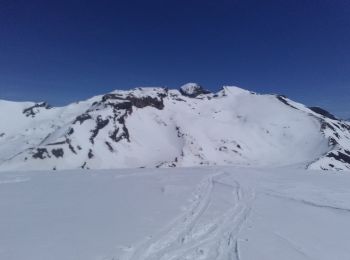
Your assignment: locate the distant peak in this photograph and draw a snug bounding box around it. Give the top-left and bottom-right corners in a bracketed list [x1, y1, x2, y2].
[179, 83, 211, 97]
[309, 106, 337, 120]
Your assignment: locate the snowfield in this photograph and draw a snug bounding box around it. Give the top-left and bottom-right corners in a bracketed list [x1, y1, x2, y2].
[1, 166, 350, 260]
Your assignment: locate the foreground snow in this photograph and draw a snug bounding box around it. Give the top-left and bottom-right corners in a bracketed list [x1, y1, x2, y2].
[1, 166, 350, 259]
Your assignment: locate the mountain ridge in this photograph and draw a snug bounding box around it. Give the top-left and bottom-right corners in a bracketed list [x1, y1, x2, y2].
[0, 84, 349, 171]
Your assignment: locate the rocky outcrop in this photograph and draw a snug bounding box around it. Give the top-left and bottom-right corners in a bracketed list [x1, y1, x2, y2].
[179, 83, 211, 98]
[309, 107, 337, 120]
[23, 102, 51, 117]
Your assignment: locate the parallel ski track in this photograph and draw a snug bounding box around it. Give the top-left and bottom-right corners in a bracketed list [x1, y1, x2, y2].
[119, 171, 255, 260]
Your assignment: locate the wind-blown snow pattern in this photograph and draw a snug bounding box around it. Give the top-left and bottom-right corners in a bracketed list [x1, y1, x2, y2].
[0, 84, 350, 171]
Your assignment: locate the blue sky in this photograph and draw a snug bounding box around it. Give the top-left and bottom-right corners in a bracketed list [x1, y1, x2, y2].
[0, 0, 349, 118]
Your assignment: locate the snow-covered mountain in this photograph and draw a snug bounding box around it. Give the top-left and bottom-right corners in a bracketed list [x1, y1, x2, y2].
[1, 83, 349, 171]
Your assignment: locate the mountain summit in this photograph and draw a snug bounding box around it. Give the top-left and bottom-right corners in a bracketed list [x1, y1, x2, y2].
[0, 84, 349, 171]
[179, 83, 211, 97]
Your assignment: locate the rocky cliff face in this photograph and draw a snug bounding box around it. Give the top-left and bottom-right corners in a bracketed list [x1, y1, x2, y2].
[0, 84, 349, 171]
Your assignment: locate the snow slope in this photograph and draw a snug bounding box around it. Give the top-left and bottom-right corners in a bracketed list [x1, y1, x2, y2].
[1, 166, 350, 260]
[0, 84, 349, 171]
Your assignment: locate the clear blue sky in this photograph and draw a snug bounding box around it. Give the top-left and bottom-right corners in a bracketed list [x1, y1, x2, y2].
[0, 0, 349, 117]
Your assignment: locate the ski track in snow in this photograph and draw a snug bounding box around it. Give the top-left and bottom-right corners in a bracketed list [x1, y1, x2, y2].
[261, 191, 350, 213]
[273, 232, 314, 260]
[0, 176, 30, 184]
[118, 171, 255, 260]
[2, 167, 350, 260]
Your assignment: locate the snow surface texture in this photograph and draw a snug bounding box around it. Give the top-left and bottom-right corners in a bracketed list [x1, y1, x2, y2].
[1, 166, 350, 260]
[0, 84, 350, 171]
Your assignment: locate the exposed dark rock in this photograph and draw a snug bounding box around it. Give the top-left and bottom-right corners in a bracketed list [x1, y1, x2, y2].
[47, 141, 66, 146]
[81, 162, 87, 169]
[66, 138, 77, 154]
[108, 101, 133, 110]
[321, 122, 336, 131]
[128, 96, 164, 110]
[344, 150, 350, 156]
[74, 113, 92, 124]
[68, 144, 76, 154]
[90, 116, 110, 144]
[109, 128, 120, 142]
[329, 137, 338, 146]
[327, 152, 350, 164]
[67, 128, 74, 135]
[309, 107, 337, 120]
[51, 148, 64, 158]
[112, 112, 130, 142]
[88, 149, 94, 159]
[23, 102, 52, 117]
[109, 126, 129, 142]
[117, 114, 126, 124]
[340, 123, 350, 132]
[276, 95, 297, 109]
[333, 123, 341, 130]
[32, 148, 51, 159]
[174, 98, 186, 102]
[0, 133, 4, 137]
[157, 90, 168, 98]
[219, 146, 228, 151]
[155, 163, 162, 168]
[122, 125, 130, 142]
[105, 141, 114, 152]
[102, 92, 165, 110]
[175, 126, 184, 138]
